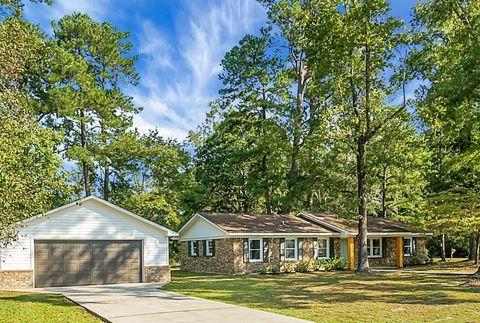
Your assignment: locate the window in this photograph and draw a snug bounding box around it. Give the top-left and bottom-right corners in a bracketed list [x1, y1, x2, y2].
[367, 238, 382, 258]
[249, 238, 263, 262]
[316, 238, 329, 259]
[206, 240, 214, 256]
[189, 241, 198, 256]
[403, 238, 413, 256]
[285, 238, 297, 260]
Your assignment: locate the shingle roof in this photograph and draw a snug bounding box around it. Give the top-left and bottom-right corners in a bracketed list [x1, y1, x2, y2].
[197, 212, 337, 234]
[300, 212, 421, 233]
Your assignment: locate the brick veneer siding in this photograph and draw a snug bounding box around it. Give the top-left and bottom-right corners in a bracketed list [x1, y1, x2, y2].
[353, 237, 428, 267]
[181, 237, 343, 274]
[0, 270, 33, 289]
[144, 266, 171, 283]
[180, 239, 236, 274]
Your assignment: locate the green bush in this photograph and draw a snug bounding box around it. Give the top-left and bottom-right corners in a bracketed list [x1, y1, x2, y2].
[408, 249, 432, 265]
[270, 264, 280, 275]
[295, 260, 311, 272]
[312, 259, 325, 271]
[260, 264, 269, 274]
[318, 257, 348, 271]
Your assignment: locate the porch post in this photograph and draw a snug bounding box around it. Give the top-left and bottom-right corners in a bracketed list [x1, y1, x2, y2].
[347, 237, 355, 271]
[396, 236, 404, 268]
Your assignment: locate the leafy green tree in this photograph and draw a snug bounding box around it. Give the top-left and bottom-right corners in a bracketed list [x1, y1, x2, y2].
[301, 0, 408, 271]
[0, 1, 67, 243]
[109, 130, 191, 229]
[49, 13, 139, 199]
[411, 0, 480, 270]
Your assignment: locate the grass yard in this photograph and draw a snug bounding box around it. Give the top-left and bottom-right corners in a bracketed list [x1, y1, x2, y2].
[0, 291, 100, 323]
[164, 261, 480, 323]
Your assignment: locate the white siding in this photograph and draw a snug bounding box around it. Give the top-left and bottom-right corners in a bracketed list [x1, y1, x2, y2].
[180, 217, 227, 241]
[0, 199, 169, 270]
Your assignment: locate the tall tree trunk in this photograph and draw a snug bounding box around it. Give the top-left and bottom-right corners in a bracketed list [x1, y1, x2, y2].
[441, 233, 446, 261]
[80, 110, 91, 197]
[469, 233, 477, 261]
[261, 92, 271, 215]
[283, 56, 307, 213]
[475, 231, 479, 265]
[103, 164, 109, 201]
[356, 136, 370, 272]
[356, 18, 372, 273]
[101, 124, 109, 201]
[381, 165, 388, 218]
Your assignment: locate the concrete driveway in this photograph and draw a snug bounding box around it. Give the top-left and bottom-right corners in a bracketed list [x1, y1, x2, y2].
[34, 283, 311, 323]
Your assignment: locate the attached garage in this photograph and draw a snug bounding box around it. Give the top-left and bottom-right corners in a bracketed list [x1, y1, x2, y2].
[0, 196, 178, 289]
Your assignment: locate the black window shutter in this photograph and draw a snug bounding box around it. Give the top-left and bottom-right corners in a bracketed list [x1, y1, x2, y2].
[188, 241, 192, 257]
[280, 238, 285, 261]
[298, 238, 303, 260]
[211, 240, 216, 256]
[243, 238, 249, 263]
[203, 240, 207, 256]
[329, 238, 335, 258]
[382, 238, 388, 258]
[263, 238, 269, 262]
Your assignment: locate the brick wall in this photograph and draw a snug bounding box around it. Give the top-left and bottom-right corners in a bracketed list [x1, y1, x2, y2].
[144, 266, 171, 283]
[181, 237, 343, 274]
[0, 270, 33, 289]
[179, 239, 236, 274]
[352, 237, 428, 268]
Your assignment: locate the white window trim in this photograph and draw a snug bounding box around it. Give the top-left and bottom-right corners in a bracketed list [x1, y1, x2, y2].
[316, 238, 330, 260]
[248, 238, 263, 262]
[206, 240, 213, 256]
[284, 238, 298, 261]
[367, 238, 382, 258]
[403, 238, 413, 257]
[190, 241, 197, 256]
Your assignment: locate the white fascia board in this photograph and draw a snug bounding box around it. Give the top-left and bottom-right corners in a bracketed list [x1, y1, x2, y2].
[366, 232, 433, 237]
[178, 235, 229, 241]
[228, 232, 341, 237]
[178, 213, 229, 236]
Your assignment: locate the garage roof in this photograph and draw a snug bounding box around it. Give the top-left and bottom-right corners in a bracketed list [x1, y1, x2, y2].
[21, 196, 179, 237]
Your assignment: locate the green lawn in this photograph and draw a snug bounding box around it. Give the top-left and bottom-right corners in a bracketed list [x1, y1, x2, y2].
[163, 261, 480, 323]
[0, 291, 100, 323]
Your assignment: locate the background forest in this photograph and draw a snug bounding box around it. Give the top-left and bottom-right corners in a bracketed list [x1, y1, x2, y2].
[1, 0, 480, 266]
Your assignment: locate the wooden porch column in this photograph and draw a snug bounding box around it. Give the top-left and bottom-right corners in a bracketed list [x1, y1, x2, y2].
[347, 237, 355, 271]
[396, 236, 404, 268]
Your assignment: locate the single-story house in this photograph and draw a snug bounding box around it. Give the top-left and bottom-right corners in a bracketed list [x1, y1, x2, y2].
[178, 211, 430, 274]
[0, 196, 178, 289]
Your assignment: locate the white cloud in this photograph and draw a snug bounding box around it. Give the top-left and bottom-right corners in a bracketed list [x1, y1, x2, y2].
[131, 0, 267, 141]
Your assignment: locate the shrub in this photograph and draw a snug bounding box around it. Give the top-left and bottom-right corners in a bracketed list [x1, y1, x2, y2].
[312, 259, 325, 271]
[270, 264, 280, 275]
[408, 249, 432, 265]
[318, 257, 348, 271]
[259, 264, 269, 274]
[295, 260, 311, 272]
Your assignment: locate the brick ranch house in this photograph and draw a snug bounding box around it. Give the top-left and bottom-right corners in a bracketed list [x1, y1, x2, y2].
[178, 212, 430, 274]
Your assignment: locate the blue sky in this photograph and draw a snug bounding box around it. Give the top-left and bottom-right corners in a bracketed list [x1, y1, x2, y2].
[24, 0, 418, 141]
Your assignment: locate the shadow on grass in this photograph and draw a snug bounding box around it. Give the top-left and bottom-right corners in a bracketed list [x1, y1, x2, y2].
[164, 271, 480, 311]
[0, 292, 76, 307]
